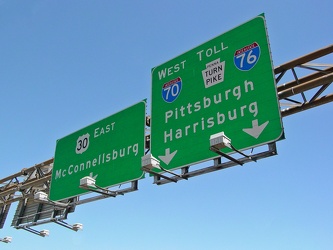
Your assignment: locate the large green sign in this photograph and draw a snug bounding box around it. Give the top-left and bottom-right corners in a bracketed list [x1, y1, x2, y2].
[151, 14, 283, 171]
[50, 100, 146, 201]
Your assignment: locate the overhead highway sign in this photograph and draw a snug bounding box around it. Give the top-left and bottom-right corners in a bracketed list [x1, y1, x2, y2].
[151, 14, 283, 171]
[50, 100, 146, 201]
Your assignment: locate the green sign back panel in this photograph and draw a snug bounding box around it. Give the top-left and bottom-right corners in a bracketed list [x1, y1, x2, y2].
[151, 15, 283, 170]
[50, 100, 146, 201]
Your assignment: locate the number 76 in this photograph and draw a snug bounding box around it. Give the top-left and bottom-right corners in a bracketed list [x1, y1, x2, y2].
[236, 50, 257, 69]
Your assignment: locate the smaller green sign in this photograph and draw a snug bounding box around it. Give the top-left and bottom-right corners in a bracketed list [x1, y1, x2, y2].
[49, 100, 146, 201]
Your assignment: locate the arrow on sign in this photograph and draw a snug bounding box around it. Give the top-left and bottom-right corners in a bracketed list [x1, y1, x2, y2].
[243, 119, 269, 139]
[158, 148, 178, 165]
[89, 172, 98, 180]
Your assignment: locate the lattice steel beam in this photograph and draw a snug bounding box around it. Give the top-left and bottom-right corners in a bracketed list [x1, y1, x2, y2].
[276, 44, 333, 116]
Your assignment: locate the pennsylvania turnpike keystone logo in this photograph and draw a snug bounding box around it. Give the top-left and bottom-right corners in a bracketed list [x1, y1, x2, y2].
[202, 58, 225, 88]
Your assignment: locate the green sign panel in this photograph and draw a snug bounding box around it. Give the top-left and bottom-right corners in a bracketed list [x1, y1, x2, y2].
[151, 14, 283, 171]
[50, 100, 146, 201]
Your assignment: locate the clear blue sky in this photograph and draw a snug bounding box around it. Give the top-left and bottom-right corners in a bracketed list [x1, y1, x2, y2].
[1, 1, 332, 249]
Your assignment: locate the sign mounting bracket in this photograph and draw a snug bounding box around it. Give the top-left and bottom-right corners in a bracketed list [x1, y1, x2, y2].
[209, 131, 257, 166]
[153, 142, 277, 185]
[141, 154, 187, 183]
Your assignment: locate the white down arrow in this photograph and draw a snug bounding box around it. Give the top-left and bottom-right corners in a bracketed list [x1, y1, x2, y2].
[158, 148, 177, 165]
[242, 119, 269, 139]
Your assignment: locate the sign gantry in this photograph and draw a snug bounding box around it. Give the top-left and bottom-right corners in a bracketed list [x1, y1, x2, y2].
[0, 14, 332, 239]
[275, 44, 333, 117]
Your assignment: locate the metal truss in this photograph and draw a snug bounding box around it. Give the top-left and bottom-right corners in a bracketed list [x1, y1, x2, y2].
[0, 159, 54, 229]
[0, 44, 332, 233]
[0, 159, 53, 211]
[276, 44, 333, 117]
